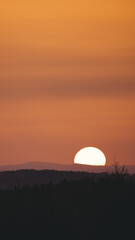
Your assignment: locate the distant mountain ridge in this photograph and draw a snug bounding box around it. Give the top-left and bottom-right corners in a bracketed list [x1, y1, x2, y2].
[0, 161, 135, 173]
[0, 161, 107, 172]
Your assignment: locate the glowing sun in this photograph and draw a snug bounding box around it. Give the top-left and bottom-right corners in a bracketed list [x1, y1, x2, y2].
[74, 147, 106, 166]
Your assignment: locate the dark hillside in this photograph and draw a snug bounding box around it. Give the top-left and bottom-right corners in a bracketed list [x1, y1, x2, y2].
[0, 169, 107, 190]
[0, 172, 134, 239]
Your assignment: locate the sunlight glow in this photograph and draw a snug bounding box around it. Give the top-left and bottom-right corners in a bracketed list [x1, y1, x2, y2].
[74, 147, 106, 166]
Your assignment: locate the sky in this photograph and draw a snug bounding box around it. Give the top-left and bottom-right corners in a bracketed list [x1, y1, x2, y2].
[0, 0, 135, 166]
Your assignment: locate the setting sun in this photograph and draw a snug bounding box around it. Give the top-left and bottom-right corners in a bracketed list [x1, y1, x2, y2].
[74, 147, 106, 166]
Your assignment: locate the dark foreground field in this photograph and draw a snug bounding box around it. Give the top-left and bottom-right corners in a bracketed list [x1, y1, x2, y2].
[0, 170, 135, 239]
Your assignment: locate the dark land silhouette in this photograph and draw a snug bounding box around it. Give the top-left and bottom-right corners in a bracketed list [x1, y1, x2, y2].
[0, 169, 134, 239]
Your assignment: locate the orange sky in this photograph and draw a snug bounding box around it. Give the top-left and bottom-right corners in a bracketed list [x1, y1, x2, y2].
[0, 0, 135, 165]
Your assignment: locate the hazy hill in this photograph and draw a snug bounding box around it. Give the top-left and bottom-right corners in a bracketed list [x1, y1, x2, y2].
[0, 161, 107, 172]
[0, 161, 135, 173]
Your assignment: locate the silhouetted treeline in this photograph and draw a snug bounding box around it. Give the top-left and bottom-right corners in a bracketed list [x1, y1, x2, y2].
[0, 169, 108, 190]
[0, 172, 135, 239]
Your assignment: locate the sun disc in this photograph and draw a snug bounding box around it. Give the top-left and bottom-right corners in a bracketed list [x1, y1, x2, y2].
[74, 147, 106, 166]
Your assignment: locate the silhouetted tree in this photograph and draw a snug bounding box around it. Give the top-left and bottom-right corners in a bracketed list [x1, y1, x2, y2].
[112, 159, 128, 176]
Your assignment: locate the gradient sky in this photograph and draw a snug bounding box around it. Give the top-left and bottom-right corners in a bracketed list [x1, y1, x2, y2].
[0, 0, 135, 165]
